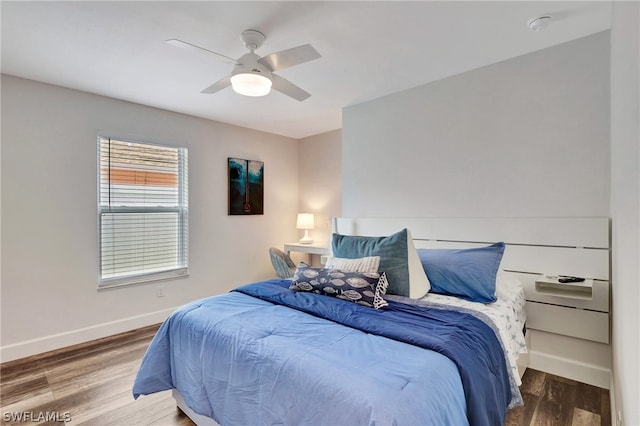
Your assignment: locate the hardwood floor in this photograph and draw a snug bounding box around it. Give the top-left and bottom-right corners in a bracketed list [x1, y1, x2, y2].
[1, 326, 610, 426]
[506, 368, 611, 426]
[0, 325, 191, 426]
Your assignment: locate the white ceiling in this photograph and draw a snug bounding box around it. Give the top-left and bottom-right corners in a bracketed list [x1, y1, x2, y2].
[1, 1, 612, 139]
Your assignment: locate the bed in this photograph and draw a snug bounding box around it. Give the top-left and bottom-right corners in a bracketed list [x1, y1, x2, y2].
[133, 219, 530, 426]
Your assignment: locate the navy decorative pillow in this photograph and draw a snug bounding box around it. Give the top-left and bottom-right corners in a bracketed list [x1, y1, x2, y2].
[290, 263, 389, 309]
[417, 242, 505, 303]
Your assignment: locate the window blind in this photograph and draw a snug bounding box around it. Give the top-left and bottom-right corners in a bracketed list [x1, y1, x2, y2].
[98, 137, 188, 286]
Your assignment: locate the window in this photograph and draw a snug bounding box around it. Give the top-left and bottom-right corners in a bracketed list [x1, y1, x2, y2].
[98, 137, 188, 287]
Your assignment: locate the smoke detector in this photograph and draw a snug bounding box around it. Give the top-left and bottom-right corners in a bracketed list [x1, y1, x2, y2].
[528, 16, 551, 32]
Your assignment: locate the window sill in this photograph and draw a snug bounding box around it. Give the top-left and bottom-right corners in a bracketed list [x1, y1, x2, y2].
[98, 268, 189, 291]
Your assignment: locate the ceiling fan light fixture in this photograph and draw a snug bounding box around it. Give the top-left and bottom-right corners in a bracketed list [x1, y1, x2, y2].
[173, 28, 320, 101]
[231, 72, 272, 97]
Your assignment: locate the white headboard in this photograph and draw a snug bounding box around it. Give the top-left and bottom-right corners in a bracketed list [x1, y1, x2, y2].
[333, 217, 610, 280]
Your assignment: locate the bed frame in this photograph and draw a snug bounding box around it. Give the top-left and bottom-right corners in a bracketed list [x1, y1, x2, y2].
[174, 389, 220, 426]
[174, 216, 611, 425]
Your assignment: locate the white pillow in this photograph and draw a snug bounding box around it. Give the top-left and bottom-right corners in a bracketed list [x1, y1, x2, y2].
[407, 229, 431, 298]
[495, 270, 523, 301]
[324, 255, 380, 273]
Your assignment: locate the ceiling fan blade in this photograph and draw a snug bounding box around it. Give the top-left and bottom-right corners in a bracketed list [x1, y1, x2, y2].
[166, 39, 237, 64]
[201, 75, 232, 94]
[271, 74, 311, 102]
[258, 44, 320, 72]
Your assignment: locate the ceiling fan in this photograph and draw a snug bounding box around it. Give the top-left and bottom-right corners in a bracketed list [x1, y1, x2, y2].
[167, 30, 321, 101]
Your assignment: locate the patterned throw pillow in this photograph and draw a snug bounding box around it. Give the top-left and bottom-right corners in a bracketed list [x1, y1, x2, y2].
[290, 263, 389, 309]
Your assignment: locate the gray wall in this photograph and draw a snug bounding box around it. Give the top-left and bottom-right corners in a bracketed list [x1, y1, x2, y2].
[298, 129, 342, 243]
[1, 75, 300, 360]
[342, 32, 610, 218]
[610, 2, 640, 425]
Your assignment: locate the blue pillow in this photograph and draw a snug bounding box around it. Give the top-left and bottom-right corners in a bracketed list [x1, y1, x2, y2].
[290, 263, 389, 309]
[417, 243, 505, 303]
[332, 228, 430, 298]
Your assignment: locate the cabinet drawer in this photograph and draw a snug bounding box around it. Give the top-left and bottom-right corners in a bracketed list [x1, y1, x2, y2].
[526, 301, 609, 343]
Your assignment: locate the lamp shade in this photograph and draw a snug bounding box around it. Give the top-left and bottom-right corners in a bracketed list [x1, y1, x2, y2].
[296, 213, 315, 230]
[296, 213, 314, 244]
[230, 73, 272, 97]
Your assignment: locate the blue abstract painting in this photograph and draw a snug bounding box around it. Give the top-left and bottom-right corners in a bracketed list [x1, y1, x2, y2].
[228, 158, 264, 215]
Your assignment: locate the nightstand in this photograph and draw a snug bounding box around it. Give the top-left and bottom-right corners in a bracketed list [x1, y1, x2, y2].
[284, 242, 329, 256]
[534, 275, 594, 300]
[284, 242, 329, 266]
[526, 274, 609, 344]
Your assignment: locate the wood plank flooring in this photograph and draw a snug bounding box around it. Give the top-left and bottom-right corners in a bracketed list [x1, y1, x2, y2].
[506, 368, 611, 426]
[1, 325, 610, 426]
[0, 325, 190, 426]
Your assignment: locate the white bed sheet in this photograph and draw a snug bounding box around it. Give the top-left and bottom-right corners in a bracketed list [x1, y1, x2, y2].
[386, 271, 528, 386]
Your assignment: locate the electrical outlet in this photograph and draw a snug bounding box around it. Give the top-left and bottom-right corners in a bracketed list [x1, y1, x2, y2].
[156, 286, 165, 298]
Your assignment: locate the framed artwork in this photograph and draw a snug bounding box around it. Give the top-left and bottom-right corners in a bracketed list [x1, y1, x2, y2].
[228, 157, 264, 215]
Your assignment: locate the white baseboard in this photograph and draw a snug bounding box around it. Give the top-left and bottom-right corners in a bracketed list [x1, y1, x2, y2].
[609, 375, 619, 426]
[529, 350, 611, 389]
[0, 307, 177, 363]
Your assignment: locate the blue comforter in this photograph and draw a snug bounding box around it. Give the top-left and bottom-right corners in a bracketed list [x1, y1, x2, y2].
[133, 280, 511, 426]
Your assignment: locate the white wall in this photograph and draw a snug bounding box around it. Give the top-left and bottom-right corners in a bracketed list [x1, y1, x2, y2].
[342, 32, 610, 218]
[298, 129, 342, 244]
[610, 2, 640, 425]
[0, 75, 300, 361]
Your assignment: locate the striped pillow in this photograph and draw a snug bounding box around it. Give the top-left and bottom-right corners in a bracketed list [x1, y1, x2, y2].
[324, 255, 380, 273]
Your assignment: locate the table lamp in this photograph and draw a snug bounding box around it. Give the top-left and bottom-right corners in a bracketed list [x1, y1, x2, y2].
[296, 213, 315, 244]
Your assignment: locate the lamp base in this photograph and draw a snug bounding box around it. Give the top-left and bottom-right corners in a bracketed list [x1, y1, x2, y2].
[298, 230, 313, 244]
